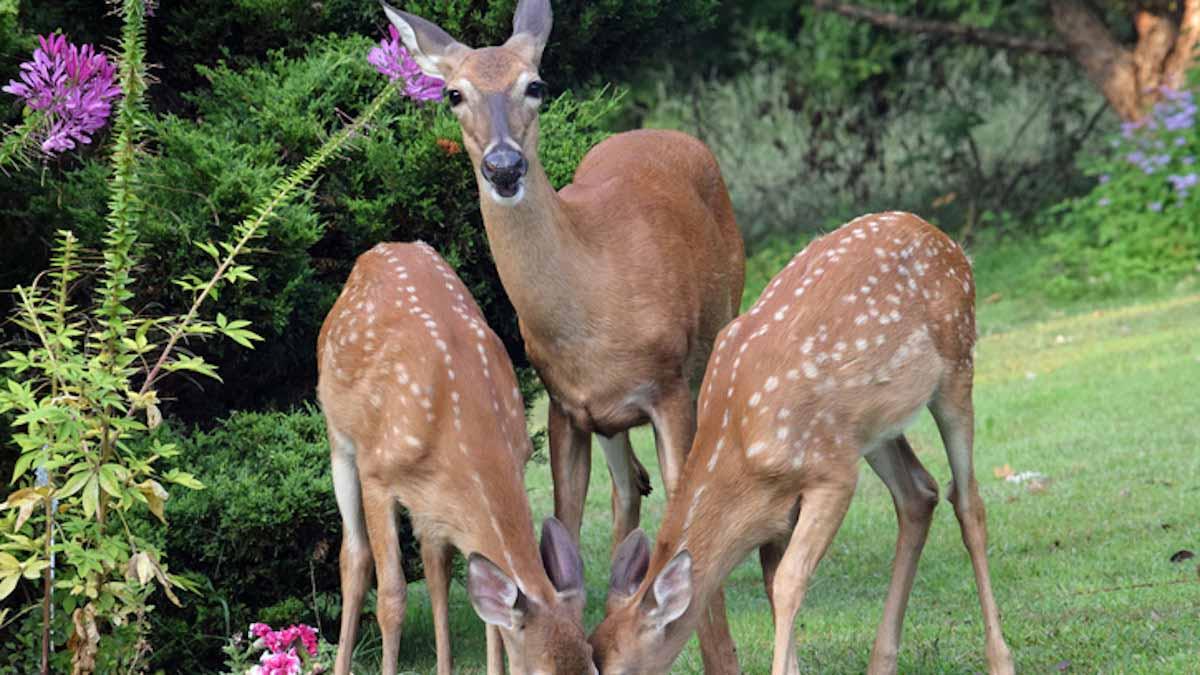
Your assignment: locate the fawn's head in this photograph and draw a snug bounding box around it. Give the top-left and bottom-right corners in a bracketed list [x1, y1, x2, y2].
[468, 517, 598, 674]
[588, 530, 695, 675]
[382, 0, 552, 207]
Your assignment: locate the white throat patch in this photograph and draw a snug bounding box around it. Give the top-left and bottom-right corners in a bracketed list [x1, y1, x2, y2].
[487, 182, 526, 207]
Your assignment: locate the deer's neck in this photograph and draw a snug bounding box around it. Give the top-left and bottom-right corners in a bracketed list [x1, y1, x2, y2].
[476, 159, 588, 340]
[653, 473, 776, 659]
[453, 459, 558, 602]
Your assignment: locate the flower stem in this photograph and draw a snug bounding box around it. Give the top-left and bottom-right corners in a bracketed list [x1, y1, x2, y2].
[135, 85, 397, 400]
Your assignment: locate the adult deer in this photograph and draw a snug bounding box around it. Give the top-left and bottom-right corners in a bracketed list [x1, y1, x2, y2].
[381, 0, 746, 671]
[589, 213, 1016, 675]
[318, 242, 595, 675]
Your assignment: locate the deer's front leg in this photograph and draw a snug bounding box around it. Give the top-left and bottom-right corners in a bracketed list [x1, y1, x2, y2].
[651, 384, 740, 674]
[548, 399, 592, 540]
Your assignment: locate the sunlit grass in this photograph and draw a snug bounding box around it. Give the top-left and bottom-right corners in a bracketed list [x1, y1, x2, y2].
[351, 287, 1200, 673]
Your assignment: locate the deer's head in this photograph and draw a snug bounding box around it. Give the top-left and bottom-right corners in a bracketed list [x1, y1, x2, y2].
[588, 530, 694, 675]
[468, 517, 598, 674]
[382, 0, 552, 207]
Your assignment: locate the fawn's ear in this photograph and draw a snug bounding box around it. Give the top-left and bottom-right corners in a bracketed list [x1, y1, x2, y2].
[541, 517, 585, 617]
[504, 0, 552, 68]
[380, 1, 469, 79]
[646, 550, 692, 631]
[608, 528, 651, 599]
[467, 553, 526, 630]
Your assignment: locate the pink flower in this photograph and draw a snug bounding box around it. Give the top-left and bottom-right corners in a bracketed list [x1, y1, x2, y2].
[294, 624, 319, 657]
[262, 625, 299, 654]
[250, 648, 302, 675]
[367, 25, 443, 102]
[249, 622, 272, 639]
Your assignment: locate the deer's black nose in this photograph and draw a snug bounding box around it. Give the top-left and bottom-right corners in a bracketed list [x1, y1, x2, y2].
[482, 147, 528, 195]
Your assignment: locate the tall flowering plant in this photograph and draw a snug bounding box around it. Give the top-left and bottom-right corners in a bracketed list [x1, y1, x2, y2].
[0, 5, 438, 675]
[1043, 83, 1200, 297]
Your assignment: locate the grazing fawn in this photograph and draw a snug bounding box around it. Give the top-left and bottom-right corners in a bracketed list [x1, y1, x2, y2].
[318, 242, 595, 675]
[381, 0, 745, 669]
[589, 213, 1016, 675]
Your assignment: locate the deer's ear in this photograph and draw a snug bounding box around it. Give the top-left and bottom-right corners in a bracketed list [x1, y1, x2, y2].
[541, 517, 584, 594]
[380, 1, 469, 79]
[541, 517, 585, 617]
[467, 553, 526, 630]
[608, 528, 650, 599]
[646, 550, 692, 631]
[505, 0, 552, 67]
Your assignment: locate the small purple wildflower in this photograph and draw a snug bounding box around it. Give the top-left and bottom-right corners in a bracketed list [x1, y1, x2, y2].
[1099, 174, 1110, 184]
[1098, 197, 1111, 207]
[1168, 173, 1198, 197]
[3, 34, 121, 155]
[1149, 201, 1164, 212]
[368, 26, 443, 102]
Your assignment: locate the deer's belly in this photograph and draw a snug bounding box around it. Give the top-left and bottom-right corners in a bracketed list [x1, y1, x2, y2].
[535, 358, 658, 435]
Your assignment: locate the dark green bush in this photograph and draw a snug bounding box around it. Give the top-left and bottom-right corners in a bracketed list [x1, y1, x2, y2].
[148, 406, 415, 670]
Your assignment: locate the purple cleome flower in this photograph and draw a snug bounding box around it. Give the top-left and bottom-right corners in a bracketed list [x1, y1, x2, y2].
[368, 26, 443, 102]
[3, 34, 121, 155]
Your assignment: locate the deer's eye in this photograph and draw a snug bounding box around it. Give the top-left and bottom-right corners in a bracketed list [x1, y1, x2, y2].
[525, 81, 548, 100]
[446, 89, 464, 106]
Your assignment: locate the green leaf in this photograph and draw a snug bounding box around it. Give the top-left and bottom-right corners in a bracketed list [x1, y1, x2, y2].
[81, 476, 100, 519]
[196, 240, 220, 261]
[0, 571, 18, 601]
[58, 471, 91, 500]
[163, 355, 222, 382]
[98, 464, 126, 498]
[163, 470, 204, 491]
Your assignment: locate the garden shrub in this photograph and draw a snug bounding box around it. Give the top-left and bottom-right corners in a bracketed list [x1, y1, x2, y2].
[146, 407, 411, 671]
[1038, 86, 1200, 298]
[645, 40, 1104, 244]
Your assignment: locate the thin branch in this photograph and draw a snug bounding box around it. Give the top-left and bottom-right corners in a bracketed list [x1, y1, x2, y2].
[810, 0, 1070, 57]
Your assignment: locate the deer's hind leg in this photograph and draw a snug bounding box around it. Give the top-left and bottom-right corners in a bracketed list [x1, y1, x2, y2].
[420, 538, 454, 675]
[864, 435, 940, 675]
[362, 483, 408, 675]
[929, 367, 1015, 675]
[331, 436, 372, 675]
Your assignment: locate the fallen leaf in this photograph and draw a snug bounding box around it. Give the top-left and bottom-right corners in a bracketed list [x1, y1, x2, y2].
[1169, 550, 1195, 563]
[984, 292, 1003, 304]
[993, 464, 1014, 480]
[1027, 479, 1050, 494]
[1056, 659, 1071, 671]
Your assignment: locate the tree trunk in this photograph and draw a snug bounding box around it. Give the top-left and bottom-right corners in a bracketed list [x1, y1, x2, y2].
[1049, 0, 1144, 121]
[811, 0, 1200, 122]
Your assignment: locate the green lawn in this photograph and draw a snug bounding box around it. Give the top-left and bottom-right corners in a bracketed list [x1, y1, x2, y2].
[351, 290, 1200, 673]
